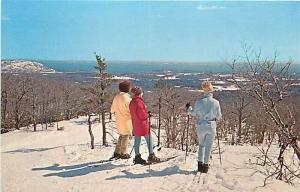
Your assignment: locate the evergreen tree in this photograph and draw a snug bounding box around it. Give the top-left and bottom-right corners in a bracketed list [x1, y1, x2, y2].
[94, 53, 114, 146]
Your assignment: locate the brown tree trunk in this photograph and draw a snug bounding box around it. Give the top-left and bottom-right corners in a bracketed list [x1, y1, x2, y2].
[42, 103, 45, 129]
[237, 115, 242, 144]
[102, 112, 107, 146]
[45, 115, 48, 130]
[259, 130, 265, 144]
[15, 108, 20, 130]
[291, 141, 300, 160]
[88, 115, 95, 149]
[1, 91, 8, 122]
[33, 122, 37, 132]
[231, 126, 235, 145]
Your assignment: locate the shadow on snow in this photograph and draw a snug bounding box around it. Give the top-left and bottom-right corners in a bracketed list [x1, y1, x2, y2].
[106, 165, 192, 180]
[33, 161, 123, 178]
[4, 147, 60, 153]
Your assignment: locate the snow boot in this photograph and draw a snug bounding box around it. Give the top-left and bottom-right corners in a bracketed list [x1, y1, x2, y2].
[201, 164, 209, 173]
[133, 154, 147, 165]
[119, 153, 131, 159]
[112, 152, 121, 159]
[198, 161, 203, 172]
[148, 153, 160, 164]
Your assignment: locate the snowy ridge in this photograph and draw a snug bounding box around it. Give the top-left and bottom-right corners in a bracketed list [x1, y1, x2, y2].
[1, 60, 56, 73]
[2, 116, 299, 192]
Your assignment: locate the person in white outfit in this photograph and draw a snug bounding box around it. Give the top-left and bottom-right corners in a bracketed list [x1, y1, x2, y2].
[186, 81, 222, 173]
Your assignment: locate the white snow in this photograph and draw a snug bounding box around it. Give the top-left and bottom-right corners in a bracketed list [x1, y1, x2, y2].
[188, 85, 239, 92]
[1, 117, 299, 192]
[164, 76, 179, 80]
[213, 85, 240, 91]
[292, 82, 300, 86]
[199, 78, 211, 81]
[218, 74, 232, 77]
[227, 77, 250, 82]
[111, 76, 139, 81]
[188, 89, 202, 92]
[212, 81, 226, 85]
[89, 76, 139, 81]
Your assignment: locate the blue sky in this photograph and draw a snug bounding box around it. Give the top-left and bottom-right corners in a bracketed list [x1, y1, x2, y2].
[1, 1, 300, 62]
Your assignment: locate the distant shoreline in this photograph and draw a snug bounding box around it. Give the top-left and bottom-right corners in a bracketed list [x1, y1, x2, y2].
[3, 58, 300, 65]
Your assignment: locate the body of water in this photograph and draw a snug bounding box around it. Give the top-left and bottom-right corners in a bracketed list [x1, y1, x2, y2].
[39, 60, 235, 74]
[39, 60, 300, 74]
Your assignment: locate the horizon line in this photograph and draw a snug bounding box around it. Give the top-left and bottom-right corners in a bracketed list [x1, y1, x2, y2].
[2, 58, 300, 64]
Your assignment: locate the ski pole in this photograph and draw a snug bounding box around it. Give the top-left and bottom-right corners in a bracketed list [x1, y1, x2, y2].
[185, 113, 190, 162]
[216, 128, 222, 165]
[158, 97, 161, 147]
[148, 111, 152, 170]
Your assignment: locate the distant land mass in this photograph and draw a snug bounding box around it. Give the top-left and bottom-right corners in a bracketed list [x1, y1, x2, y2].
[1, 60, 56, 73]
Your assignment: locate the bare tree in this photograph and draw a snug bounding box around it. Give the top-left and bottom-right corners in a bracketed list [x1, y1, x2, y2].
[10, 75, 30, 130]
[151, 80, 188, 149]
[27, 77, 41, 131]
[227, 92, 252, 144]
[1, 75, 10, 128]
[227, 44, 300, 183]
[79, 93, 97, 149]
[1, 74, 84, 133]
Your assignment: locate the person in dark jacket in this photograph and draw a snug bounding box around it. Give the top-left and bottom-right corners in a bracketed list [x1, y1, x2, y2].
[129, 86, 160, 164]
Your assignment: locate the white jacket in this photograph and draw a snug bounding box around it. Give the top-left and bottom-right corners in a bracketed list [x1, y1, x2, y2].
[188, 93, 222, 126]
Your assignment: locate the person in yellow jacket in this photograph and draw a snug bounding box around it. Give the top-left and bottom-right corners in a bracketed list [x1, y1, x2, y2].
[111, 80, 133, 159]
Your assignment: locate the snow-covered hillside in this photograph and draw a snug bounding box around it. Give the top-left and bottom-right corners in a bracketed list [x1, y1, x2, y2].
[1, 60, 55, 73]
[1, 117, 299, 192]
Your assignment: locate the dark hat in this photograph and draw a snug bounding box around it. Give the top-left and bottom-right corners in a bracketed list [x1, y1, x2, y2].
[119, 80, 132, 93]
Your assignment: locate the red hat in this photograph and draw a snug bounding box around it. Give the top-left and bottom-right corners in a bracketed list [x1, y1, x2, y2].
[131, 86, 143, 96]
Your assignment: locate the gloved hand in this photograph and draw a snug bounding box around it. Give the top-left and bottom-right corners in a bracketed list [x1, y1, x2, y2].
[185, 102, 191, 110]
[148, 111, 152, 117]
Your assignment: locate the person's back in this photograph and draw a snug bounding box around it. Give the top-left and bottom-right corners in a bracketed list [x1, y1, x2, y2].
[110, 80, 132, 159]
[111, 92, 132, 134]
[192, 93, 222, 125]
[129, 96, 149, 136]
[128, 86, 160, 165]
[187, 81, 222, 173]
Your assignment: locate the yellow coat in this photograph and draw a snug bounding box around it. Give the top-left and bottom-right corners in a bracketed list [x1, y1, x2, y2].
[111, 92, 133, 135]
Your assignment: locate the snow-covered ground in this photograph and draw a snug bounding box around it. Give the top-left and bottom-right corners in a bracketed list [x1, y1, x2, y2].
[164, 75, 179, 80]
[1, 60, 56, 73]
[1, 117, 299, 192]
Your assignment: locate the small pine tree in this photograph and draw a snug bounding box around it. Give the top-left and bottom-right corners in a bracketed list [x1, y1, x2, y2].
[94, 53, 114, 146]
